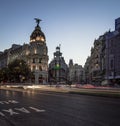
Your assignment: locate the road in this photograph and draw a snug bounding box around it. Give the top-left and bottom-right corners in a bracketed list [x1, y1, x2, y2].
[0, 88, 120, 126]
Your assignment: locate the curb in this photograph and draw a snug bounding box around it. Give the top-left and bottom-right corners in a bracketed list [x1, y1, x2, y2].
[69, 91, 120, 98]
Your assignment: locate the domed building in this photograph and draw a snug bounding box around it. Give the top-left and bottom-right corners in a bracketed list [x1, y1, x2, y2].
[48, 46, 68, 84]
[0, 19, 49, 84]
[27, 19, 49, 84]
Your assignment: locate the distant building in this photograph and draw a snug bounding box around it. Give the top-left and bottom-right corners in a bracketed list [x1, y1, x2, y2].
[0, 19, 49, 84]
[68, 59, 84, 84]
[48, 46, 68, 84]
[84, 56, 90, 83]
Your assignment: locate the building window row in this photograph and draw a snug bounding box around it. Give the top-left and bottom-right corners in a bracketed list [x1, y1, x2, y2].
[32, 58, 42, 63]
[31, 65, 42, 71]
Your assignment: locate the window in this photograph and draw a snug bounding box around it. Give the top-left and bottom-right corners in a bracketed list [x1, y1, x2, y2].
[39, 66, 42, 71]
[39, 58, 42, 63]
[110, 60, 114, 69]
[26, 51, 29, 55]
[34, 49, 37, 54]
[33, 58, 35, 63]
[33, 66, 36, 71]
[110, 49, 113, 54]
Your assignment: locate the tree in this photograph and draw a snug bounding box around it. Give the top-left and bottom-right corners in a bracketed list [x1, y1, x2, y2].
[0, 67, 9, 83]
[8, 59, 31, 83]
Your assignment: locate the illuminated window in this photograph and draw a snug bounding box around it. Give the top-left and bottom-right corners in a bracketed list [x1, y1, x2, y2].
[31, 66, 33, 71]
[96, 64, 99, 68]
[26, 51, 29, 55]
[36, 36, 40, 41]
[34, 49, 37, 54]
[41, 37, 44, 42]
[36, 65, 38, 70]
[30, 39, 35, 42]
[33, 66, 36, 71]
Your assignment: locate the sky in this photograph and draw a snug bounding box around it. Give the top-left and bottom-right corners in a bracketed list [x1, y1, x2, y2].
[0, 0, 120, 66]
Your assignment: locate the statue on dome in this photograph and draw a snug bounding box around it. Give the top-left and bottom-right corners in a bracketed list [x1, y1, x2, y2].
[34, 18, 42, 26]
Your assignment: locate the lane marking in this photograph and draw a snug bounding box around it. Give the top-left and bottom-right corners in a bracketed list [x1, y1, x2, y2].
[0, 100, 19, 104]
[2, 109, 19, 116]
[0, 107, 46, 116]
[8, 100, 19, 104]
[29, 107, 45, 112]
[15, 107, 30, 113]
[3, 101, 9, 104]
[0, 101, 4, 104]
[0, 112, 5, 117]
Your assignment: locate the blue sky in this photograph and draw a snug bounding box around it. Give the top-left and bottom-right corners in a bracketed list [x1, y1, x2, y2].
[0, 0, 120, 66]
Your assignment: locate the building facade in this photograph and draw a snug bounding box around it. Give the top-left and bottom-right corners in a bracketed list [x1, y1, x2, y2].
[0, 19, 49, 84]
[68, 59, 84, 84]
[89, 36, 105, 85]
[84, 17, 120, 86]
[84, 56, 90, 83]
[105, 18, 120, 85]
[48, 46, 68, 84]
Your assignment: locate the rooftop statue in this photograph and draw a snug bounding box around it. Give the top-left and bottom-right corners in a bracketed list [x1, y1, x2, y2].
[34, 18, 42, 26]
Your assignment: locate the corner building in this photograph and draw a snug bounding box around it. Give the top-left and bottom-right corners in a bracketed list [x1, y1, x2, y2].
[48, 46, 68, 84]
[0, 19, 49, 84]
[27, 20, 49, 84]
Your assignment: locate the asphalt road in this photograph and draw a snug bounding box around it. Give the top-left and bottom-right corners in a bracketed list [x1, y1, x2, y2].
[0, 89, 120, 126]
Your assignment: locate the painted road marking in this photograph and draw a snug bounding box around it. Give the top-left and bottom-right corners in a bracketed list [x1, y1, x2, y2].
[29, 107, 46, 112]
[8, 100, 19, 104]
[0, 100, 19, 104]
[0, 107, 45, 116]
[0, 100, 45, 116]
[2, 101, 9, 104]
[0, 112, 5, 117]
[2, 109, 19, 116]
[15, 107, 30, 113]
[0, 101, 4, 104]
